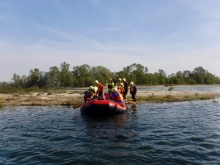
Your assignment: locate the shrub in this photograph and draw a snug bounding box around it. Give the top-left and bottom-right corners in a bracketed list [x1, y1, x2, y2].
[168, 86, 174, 91]
[188, 79, 197, 84]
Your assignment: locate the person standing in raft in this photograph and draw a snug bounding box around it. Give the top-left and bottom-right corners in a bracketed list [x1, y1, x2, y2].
[107, 78, 114, 93]
[130, 82, 137, 102]
[116, 78, 122, 86]
[117, 83, 124, 96]
[95, 80, 105, 100]
[122, 78, 128, 101]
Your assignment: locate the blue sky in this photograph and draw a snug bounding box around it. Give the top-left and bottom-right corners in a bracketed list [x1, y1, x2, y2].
[1, 0, 220, 82]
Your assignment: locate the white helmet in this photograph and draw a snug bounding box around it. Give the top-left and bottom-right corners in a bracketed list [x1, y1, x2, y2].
[120, 83, 124, 87]
[93, 86, 98, 92]
[112, 87, 118, 92]
[122, 78, 126, 82]
[118, 78, 121, 81]
[130, 82, 134, 86]
[89, 86, 94, 91]
[95, 80, 99, 84]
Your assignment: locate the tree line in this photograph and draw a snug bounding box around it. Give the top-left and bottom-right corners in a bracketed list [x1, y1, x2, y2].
[1, 62, 220, 89]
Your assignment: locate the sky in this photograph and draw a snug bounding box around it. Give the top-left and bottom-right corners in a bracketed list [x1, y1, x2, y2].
[1, 0, 220, 82]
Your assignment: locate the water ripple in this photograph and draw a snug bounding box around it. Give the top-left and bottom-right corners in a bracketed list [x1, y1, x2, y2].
[0, 101, 220, 164]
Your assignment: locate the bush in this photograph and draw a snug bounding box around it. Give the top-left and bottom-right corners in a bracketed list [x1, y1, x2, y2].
[168, 86, 174, 91]
[188, 79, 197, 84]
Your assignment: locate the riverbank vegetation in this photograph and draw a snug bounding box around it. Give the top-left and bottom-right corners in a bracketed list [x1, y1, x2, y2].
[1, 62, 220, 93]
[0, 91, 217, 108]
[137, 94, 213, 103]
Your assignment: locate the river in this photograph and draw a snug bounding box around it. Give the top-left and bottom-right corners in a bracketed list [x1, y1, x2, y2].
[1, 97, 220, 164]
[138, 85, 220, 91]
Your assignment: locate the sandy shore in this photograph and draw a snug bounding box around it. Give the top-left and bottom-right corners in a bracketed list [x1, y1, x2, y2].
[0, 92, 83, 107]
[1, 89, 220, 108]
[137, 90, 220, 97]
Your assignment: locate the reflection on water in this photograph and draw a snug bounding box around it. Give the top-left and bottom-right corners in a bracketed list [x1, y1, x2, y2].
[0, 99, 220, 164]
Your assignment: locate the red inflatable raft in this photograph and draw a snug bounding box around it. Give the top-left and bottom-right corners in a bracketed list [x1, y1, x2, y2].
[80, 95, 127, 116]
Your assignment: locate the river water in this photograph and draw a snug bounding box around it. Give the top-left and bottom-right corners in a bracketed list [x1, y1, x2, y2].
[138, 85, 220, 91]
[1, 98, 220, 165]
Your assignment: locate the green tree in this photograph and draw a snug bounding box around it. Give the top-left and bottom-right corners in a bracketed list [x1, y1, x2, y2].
[91, 66, 113, 85]
[191, 66, 206, 84]
[158, 69, 166, 84]
[123, 63, 148, 84]
[38, 72, 48, 87]
[48, 66, 61, 87]
[123, 63, 148, 73]
[188, 78, 197, 84]
[27, 68, 42, 87]
[20, 75, 29, 88]
[182, 70, 191, 83]
[176, 71, 185, 84]
[116, 70, 130, 82]
[60, 62, 75, 86]
[12, 73, 21, 87]
[73, 64, 94, 87]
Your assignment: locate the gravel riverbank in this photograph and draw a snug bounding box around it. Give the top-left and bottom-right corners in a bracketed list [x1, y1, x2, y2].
[1, 89, 220, 108]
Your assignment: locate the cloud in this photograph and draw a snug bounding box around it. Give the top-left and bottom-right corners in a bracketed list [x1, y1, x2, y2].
[1, 1, 220, 82]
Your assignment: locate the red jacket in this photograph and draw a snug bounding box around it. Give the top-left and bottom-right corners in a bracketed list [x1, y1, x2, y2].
[97, 83, 104, 92]
[117, 86, 124, 94]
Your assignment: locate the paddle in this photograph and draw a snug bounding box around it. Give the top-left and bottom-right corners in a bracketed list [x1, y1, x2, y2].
[127, 100, 137, 107]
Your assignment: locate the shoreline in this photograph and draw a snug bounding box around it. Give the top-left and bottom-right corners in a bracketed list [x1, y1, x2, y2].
[1, 89, 220, 108]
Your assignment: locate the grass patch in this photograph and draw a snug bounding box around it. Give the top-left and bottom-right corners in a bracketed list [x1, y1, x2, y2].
[163, 95, 177, 101]
[137, 94, 213, 102]
[0, 86, 66, 94]
[197, 96, 212, 100]
[137, 95, 180, 102]
[168, 86, 174, 91]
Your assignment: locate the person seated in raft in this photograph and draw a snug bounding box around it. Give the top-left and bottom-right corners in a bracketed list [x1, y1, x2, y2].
[130, 82, 137, 102]
[93, 86, 98, 98]
[111, 87, 123, 103]
[117, 83, 124, 96]
[95, 80, 105, 100]
[84, 86, 95, 102]
[107, 78, 114, 94]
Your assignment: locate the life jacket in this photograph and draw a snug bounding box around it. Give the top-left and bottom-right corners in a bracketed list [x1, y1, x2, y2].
[116, 81, 121, 86]
[117, 86, 124, 94]
[97, 83, 104, 92]
[85, 91, 94, 101]
[130, 85, 136, 93]
[107, 82, 114, 91]
[112, 92, 123, 102]
[86, 94, 93, 101]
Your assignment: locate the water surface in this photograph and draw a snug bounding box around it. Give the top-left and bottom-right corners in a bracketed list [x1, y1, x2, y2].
[138, 85, 220, 91]
[1, 99, 220, 164]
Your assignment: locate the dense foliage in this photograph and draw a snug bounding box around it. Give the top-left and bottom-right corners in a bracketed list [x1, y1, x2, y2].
[1, 63, 220, 91]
